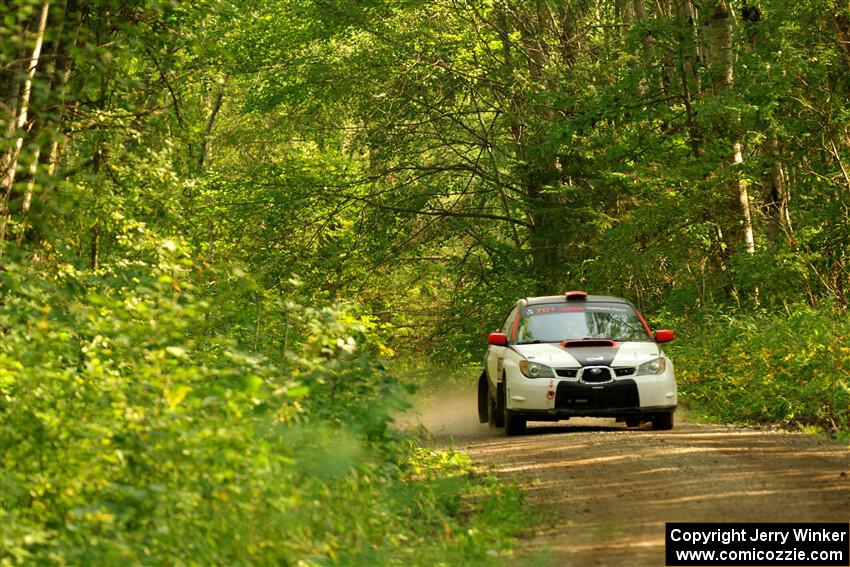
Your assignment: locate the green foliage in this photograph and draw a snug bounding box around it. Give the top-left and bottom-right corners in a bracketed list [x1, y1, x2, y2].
[0, 246, 527, 565]
[3, 0, 850, 561]
[671, 305, 850, 438]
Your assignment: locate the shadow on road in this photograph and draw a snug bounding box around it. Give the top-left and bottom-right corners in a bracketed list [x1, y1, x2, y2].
[522, 422, 633, 435]
[399, 377, 850, 566]
[466, 421, 850, 567]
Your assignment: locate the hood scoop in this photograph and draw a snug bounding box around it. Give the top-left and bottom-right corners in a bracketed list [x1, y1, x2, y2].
[560, 339, 617, 348]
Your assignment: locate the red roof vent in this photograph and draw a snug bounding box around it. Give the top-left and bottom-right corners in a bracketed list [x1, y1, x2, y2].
[565, 291, 588, 300]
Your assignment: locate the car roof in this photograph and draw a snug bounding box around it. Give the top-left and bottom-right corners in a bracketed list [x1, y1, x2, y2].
[522, 294, 632, 306]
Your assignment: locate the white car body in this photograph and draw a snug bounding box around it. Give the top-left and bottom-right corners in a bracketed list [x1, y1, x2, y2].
[477, 292, 678, 435]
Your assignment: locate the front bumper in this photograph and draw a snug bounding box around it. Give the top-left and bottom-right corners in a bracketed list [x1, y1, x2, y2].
[504, 365, 677, 417]
[512, 405, 677, 421]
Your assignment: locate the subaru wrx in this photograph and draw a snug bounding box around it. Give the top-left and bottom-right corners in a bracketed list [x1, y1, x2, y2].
[476, 291, 677, 435]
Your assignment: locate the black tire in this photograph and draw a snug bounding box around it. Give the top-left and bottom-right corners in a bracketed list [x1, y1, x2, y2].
[488, 383, 505, 428]
[477, 372, 489, 424]
[625, 418, 641, 428]
[652, 412, 674, 431]
[505, 412, 527, 436]
[501, 383, 526, 436]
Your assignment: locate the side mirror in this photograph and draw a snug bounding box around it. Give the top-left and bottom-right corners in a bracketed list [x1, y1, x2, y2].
[654, 329, 675, 343]
[488, 332, 508, 346]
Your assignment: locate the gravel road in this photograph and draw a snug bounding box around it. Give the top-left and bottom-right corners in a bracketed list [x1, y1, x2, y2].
[411, 393, 850, 566]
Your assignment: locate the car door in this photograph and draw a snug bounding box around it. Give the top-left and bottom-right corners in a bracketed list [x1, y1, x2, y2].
[487, 305, 518, 387]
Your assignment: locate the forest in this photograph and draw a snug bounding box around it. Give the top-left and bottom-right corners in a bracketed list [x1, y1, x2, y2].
[1, 0, 848, 564]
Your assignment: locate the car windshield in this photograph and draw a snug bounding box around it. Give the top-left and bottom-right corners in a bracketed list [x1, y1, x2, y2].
[515, 302, 650, 343]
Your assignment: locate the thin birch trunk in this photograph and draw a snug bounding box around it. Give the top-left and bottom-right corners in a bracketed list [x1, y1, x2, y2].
[90, 222, 99, 270]
[762, 135, 793, 244]
[734, 142, 755, 253]
[197, 75, 228, 170]
[618, 0, 635, 43]
[2, 52, 22, 136]
[0, 1, 50, 241]
[631, 0, 651, 97]
[16, 145, 41, 245]
[833, 9, 850, 70]
[705, 0, 733, 93]
[674, 0, 703, 157]
[18, 0, 79, 245]
[705, 0, 755, 253]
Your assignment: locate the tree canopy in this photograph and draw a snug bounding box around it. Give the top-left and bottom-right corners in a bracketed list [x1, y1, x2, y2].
[1, 0, 848, 563]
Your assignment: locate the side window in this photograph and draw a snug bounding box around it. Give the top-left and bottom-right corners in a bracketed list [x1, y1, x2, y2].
[500, 306, 519, 341]
[499, 307, 517, 338]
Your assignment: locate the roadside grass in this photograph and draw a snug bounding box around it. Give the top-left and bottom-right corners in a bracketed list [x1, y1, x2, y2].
[387, 362, 535, 565]
[332, 443, 531, 567]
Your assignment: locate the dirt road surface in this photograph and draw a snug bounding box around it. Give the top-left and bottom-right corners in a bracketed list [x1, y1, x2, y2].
[409, 391, 850, 566]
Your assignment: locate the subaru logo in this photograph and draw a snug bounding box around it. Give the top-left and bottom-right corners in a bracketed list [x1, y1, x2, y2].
[591, 368, 601, 375]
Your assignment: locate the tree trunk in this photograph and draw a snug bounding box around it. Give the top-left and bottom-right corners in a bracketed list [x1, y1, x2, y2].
[761, 134, 793, 243]
[674, 0, 703, 157]
[90, 223, 99, 270]
[0, 1, 50, 241]
[197, 75, 228, 170]
[632, 0, 654, 64]
[734, 142, 755, 253]
[704, 0, 755, 253]
[16, 145, 41, 245]
[705, 0, 733, 93]
[833, 7, 850, 70]
[514, 2, 566, 293]
[17, 0, 80, 245]
[1, 40, 22, 135]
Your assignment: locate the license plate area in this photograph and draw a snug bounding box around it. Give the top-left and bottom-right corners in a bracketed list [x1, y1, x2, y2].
[555, 379, 639, 409]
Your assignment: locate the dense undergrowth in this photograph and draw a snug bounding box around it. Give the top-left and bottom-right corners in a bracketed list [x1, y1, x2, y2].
[3, 0, 849, 560]
[0, 243, 527, 566]
[668, 304, 850, 440]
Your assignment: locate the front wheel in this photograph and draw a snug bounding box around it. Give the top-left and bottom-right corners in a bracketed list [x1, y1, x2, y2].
[505, 412, 527, 436]
[502, 383, 526, 435]
[477, 372, 489, 424]
[488, 383, 505, 428]
[651, 412, 674, 431]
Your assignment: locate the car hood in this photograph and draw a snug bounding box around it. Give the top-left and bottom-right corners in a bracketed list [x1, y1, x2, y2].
[514, 341, 661, 367]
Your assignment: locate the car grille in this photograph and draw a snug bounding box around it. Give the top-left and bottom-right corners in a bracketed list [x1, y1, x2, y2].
[555, 379, 639, 410]
[579, 366, 614, 383]
[556, 368, 578, 378]
[614, 367, 635, 376]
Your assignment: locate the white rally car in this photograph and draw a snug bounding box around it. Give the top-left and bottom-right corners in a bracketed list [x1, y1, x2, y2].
[476, 291, 677, 435]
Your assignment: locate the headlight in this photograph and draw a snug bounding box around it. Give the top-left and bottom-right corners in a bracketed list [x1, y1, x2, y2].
[519, 360, 555, 378]
[636, 357, 667, 375]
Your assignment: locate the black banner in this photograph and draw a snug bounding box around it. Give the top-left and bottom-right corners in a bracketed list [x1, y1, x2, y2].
[666, 523, 849, 566]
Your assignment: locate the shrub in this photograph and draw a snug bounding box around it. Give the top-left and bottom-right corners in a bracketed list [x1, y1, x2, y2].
[0, 242, 526, 565]
[671, 304, 850, 437]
